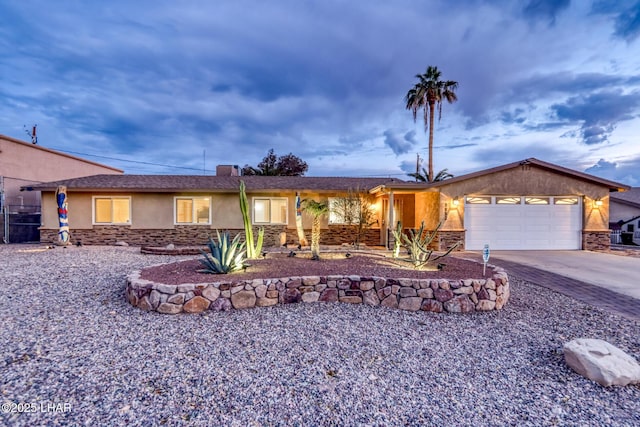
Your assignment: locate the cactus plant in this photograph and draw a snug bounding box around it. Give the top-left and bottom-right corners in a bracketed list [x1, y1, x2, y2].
[198, 230, 247, 274]
[400, 220, 459, 269]
[391, 220, 403, 258]
[239, 180, 264, 259]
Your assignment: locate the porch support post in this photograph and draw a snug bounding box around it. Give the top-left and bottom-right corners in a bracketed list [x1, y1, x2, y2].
[387, 190, 394, 249]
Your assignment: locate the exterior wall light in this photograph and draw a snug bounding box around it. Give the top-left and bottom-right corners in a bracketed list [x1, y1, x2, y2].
[594, 199, 603, 207]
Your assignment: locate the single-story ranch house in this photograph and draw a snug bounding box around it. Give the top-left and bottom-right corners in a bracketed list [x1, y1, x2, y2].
[27, 158, 628, 251]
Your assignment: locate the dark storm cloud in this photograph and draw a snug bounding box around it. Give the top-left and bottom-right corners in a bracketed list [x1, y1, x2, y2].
[592, 0, 640, 41]
[551, 90, 640, 144]
[383, 130, 416, 156]
[500, 108, 527, 125]
[585, 157, 640, 185]
[522, 0, 571, 25]
[440, 143, 479, 149]
[1, 0, 639, 176]
[614, 2, 640, 41]
[506, 72, 629, 105]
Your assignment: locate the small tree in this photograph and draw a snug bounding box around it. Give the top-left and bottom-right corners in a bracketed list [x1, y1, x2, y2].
[295, 192, 309, 247]
[330, 189, 376, 249]
[302, 199, 329, 260]
[242, 148, 308, 176]
[408, 168, 454, 183]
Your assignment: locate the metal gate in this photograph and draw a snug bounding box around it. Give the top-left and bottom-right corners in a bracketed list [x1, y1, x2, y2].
[2, 205, 41, 243]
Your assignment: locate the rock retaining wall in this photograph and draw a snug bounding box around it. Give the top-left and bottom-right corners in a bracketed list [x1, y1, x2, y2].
[126, 267, 510, 314]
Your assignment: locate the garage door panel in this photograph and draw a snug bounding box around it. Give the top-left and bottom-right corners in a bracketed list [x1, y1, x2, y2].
[524, 224, 553, 232]
[464, 196, 581, 250]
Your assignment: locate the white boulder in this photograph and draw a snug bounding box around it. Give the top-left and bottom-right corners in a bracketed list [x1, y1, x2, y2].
[563, 338, 640, 386]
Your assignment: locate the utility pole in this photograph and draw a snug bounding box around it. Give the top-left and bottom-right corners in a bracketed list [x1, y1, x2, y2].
[24, 124, 37, 144]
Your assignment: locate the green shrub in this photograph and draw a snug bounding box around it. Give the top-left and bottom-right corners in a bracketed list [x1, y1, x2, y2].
[199, 230, 247, 274]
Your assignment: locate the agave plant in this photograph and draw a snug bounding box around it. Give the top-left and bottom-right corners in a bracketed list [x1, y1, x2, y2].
[199, 230, 247, 274]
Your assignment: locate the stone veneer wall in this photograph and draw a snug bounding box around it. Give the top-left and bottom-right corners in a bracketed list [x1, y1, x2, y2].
[41, 225, 376, 247]
[285, 226, 380, 247]
[437, 230, 465, 251]
[126, 267, 510, 315]
[582, 231, 610, 251]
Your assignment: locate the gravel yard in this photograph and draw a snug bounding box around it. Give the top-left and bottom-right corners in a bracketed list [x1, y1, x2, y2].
[1, 244, 639, 426]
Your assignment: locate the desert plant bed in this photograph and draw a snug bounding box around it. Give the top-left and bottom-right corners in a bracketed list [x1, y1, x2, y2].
[127, 253, 510, 315]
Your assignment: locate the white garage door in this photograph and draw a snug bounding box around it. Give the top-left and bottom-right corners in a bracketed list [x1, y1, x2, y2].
[464, 196, 582, 250]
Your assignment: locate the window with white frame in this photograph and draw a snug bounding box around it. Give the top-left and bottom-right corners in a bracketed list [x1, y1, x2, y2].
[175, 197, 211, 224]
[328, 197, 360, 224]
[93, 196, 131, 224]
[465, 196, 492, 204]
[253, 198, 287, 224]
[554, 197, 579, 205]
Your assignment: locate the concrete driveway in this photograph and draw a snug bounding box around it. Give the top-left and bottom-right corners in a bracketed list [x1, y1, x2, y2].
[485, 250, 640, 300]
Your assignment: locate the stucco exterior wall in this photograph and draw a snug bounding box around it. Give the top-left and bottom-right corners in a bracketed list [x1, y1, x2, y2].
[0, 135, 122, 207]
[414, 192, 440, 230]
[40, 189, 382, 237]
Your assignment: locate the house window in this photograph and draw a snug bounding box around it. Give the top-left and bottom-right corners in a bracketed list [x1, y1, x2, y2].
[253, 198, 287, 224]
[554, 197, 579, 205]
[328, 197, 360, 224]
[466, 196, 491, 204]
[629, 224, 635, 232]
[496, 196, 521, 204]
[525, 197, 549, 205]
[175, 197, 210, 224]
[93, 196, 131, 224]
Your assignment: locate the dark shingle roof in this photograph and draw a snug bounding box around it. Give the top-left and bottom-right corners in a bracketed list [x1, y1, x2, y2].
[26, 175, 405, 193]
[610, 187, 640, 208]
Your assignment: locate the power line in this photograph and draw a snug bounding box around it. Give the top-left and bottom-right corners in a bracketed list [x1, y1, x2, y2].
[49, 147, 217, 173]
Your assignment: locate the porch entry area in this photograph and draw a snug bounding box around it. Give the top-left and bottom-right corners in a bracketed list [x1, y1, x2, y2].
[381, 198, 403, 247]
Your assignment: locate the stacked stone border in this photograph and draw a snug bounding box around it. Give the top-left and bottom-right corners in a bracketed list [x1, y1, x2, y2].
[126, 266, 510, 314]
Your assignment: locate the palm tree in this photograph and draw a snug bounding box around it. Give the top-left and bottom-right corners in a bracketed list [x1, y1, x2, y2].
[301, 199, 329, 260]
[405, 66, 458, 182]
[407, 168, 454, 183]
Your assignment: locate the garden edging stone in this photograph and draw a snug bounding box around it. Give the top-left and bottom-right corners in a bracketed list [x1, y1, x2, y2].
[126, 266, 510, 314]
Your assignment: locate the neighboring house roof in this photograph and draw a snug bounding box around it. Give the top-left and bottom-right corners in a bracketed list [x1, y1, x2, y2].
[619, 215, 640, 226]
[371, 158, 629, 193]
[0, 134, 124, 173]
[25, 175, 405, 193]
[610, 187, 640, 208]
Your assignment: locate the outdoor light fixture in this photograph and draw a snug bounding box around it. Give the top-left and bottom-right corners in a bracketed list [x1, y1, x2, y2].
[452, 197, 459, 207]
[595, 199, 603, 207]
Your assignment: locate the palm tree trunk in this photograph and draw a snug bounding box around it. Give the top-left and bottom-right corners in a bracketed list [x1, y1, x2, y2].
[311, 217, 321, 258]
[295, 193, 308, 247]
[428, 100, 435, 182]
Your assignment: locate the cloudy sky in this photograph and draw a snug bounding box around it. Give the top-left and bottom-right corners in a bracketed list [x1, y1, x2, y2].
[1, 0, 639, 184]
